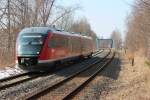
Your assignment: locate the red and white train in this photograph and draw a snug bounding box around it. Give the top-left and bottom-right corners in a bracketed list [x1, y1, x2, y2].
[16, 27, 95, 71]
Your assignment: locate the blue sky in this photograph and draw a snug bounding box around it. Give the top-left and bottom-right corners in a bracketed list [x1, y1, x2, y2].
[58, 0, 134, 39]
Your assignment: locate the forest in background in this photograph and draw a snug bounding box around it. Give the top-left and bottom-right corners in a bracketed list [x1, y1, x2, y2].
[0, 0, 96, 67]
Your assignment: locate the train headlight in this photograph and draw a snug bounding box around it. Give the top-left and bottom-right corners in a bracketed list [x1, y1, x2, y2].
[51, 49, 55, 53]
[18, 45, 21, 51]
[15, 60, 18, 64]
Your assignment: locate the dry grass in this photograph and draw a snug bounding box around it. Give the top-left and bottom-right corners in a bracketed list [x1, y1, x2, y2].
[102, 50, 150, 100]
[0, 48, 15, 69]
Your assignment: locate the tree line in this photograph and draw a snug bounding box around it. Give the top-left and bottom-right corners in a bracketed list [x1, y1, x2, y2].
[125, 0, 150, 56]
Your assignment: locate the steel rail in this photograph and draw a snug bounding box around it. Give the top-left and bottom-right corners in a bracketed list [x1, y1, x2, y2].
[0, 72, 31, 82]
[92, 49, 104, 56]
[0, 73, 42, 90]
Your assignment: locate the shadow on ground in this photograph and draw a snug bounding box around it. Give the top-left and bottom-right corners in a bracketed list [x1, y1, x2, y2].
[100, 56, 121, 80]
[51, 53, 123, 80]
[22, 51, 124, 81]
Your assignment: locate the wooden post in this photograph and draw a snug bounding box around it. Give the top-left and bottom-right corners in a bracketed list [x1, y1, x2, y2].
[132, 58, 134, 66]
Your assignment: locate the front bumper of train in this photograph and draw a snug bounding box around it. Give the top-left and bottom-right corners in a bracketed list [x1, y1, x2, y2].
[16, 56, 55, 71]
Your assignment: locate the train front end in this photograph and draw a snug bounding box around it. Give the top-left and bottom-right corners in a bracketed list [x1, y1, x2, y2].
[16, 28, 49, 71]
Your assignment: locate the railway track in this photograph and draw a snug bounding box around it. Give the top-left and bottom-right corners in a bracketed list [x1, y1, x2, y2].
[18, 49, 113, 100]
[0, 50, 104, 94]
[0, 49, 104, 82]
[92, 49, 104, 56]
[0, 72, 43, 90]
[0, 72, 30, 82]
[63, 52, 114, 100]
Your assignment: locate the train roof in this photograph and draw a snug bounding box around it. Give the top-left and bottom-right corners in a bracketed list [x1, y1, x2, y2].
[19, 27, 92, 39]
[19, 27, 55, 34]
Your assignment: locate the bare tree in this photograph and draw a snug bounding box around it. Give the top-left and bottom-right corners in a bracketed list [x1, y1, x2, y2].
[55, 13, 74, 31]
[111, 29, 122, 49]
[70, 18, 91, 36]
[39, 0, 56, 26]
[125, 0, 150, 56]
[0, 0, 80, 48]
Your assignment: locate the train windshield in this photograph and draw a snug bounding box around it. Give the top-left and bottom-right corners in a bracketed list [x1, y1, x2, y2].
[17, 33, 46, 55]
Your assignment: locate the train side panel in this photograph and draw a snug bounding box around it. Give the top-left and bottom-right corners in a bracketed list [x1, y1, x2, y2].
[81, 37, 93, 57]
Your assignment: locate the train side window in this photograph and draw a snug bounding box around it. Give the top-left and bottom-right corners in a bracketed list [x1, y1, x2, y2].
[82, 39, 86, 51]
[48, 36, 57, 48]
[72, 37, 81, 53]
[48, 35, 68, 48]
[57, 36, 67, 48]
